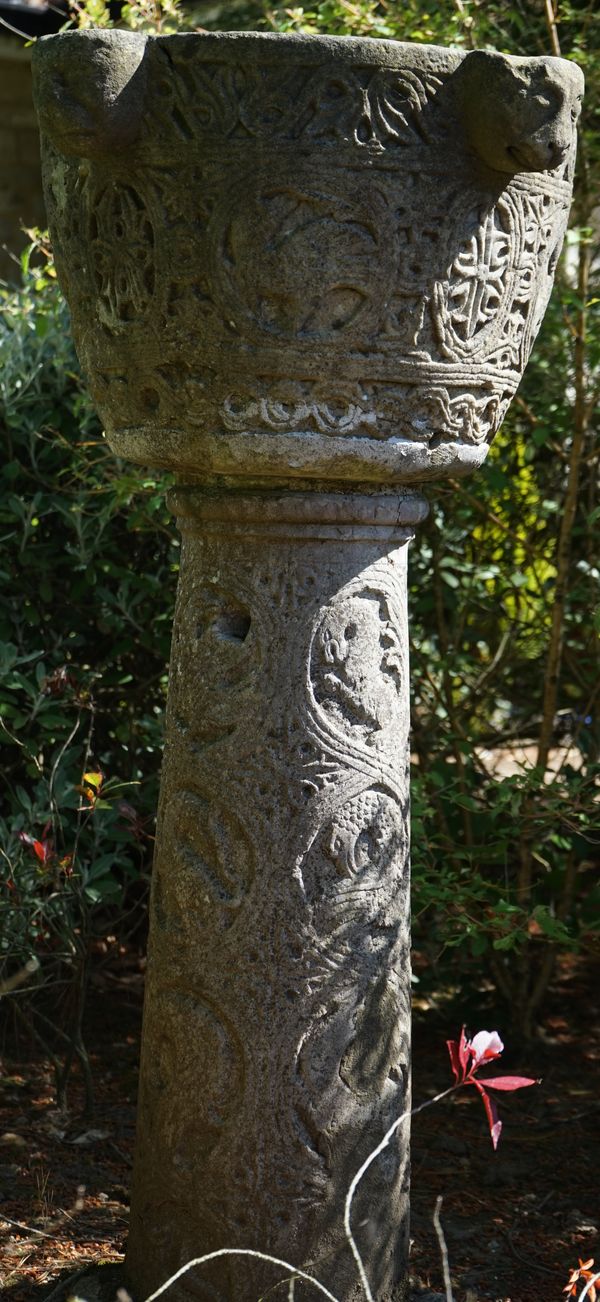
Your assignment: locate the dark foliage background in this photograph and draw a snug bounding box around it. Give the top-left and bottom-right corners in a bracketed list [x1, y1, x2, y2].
[0, 0, 598, 1097]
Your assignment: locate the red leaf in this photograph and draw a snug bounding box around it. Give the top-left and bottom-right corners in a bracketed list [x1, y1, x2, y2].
[19, 830, 53, 865]
[473, 1081, 503, 1149]
[447, 1038, 462, 1083]
[458, 1025, 470, 1075]
[480, 1075, 539, 1091]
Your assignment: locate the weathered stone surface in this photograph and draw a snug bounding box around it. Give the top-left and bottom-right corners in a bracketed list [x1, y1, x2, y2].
[126, 489, 424, 1302]
[32, 31, 582, 486]
[31, 29, 581, 1302]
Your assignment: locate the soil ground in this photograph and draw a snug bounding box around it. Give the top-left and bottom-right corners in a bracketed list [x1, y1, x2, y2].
[0, 951, 598, 1302]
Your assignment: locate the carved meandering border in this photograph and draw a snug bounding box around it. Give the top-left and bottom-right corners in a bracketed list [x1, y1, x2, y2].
[40, 47, 575, 455]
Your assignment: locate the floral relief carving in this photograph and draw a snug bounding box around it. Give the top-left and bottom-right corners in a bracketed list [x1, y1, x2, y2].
[360, 68, 444, 145]
[145, 53, 446, 150]
[288, 65, 444, 147]
[436, 201, 514, 353]
[89, 180, 156, 325]
[37, 38, 579, 471]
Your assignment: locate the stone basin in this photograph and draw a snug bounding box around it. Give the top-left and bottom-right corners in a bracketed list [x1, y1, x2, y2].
[32, 30, 582, 486]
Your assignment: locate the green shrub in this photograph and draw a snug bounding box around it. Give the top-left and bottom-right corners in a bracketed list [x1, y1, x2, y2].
[0, 236, 178, 1099]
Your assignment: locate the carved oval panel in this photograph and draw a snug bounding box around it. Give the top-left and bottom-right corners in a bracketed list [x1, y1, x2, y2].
[210, 167, 395, 342]
[324, 787, 406, 883]
[88, 179, 156, 326]
[302, 786, 408, 936]
[308, 585, 405, 745]
[149, 988, 244, 1158]
[170, 585, 262, 739]
[169, 786, 255, 920]
[434, 191, 522, 361]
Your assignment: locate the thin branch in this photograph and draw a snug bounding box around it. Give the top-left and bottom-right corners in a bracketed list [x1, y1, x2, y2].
[9, 1000, 62, 1087]
[0, 14, 32, 39]
[142, 1251, 340, 1302]
[48, 712, 82, 839]
[0, 957, 39, 996]
[0, 715, 44, 774]
[343, 1087, 455, 1302]
[543, 0, 562, 55]
[579, 1272, 600, 1302]
[433, 1197, 455, 1302]
[537, 237, 590, 773]
[0, 1214, 52, 1239]
[467, 626, 512, 699]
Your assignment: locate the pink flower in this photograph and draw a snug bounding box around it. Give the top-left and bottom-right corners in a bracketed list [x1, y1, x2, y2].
[447, 1026, 538, 1150]
[469, 1030, 504, 1067]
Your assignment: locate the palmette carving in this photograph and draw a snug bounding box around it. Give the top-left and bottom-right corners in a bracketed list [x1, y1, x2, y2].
[89, 181, 156, 324]
[33, 32, 581, 483]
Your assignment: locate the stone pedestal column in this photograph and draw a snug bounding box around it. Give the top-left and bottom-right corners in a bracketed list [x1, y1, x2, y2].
[32, 28, 582, 1302]
[130, 489, 425, 1301]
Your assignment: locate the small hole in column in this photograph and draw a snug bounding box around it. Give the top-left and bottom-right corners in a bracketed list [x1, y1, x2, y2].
[140, 387, 160, 413]
[214, 607, 251, 643]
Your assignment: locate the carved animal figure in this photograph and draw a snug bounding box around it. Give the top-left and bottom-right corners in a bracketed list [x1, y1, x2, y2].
[456, 50, 584, 174]
[311, 592, 403, 741]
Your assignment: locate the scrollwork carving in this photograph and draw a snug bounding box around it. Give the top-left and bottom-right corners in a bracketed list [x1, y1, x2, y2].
[33, 33, 582, 480]
[222, 392, 378, 436]
[140, 535, 413, 1288]
[89, 181, 155, 325]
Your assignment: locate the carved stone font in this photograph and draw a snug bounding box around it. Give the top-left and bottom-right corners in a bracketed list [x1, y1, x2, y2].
[33, 31, 582, 485]
[32, 28, 581, 1302]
